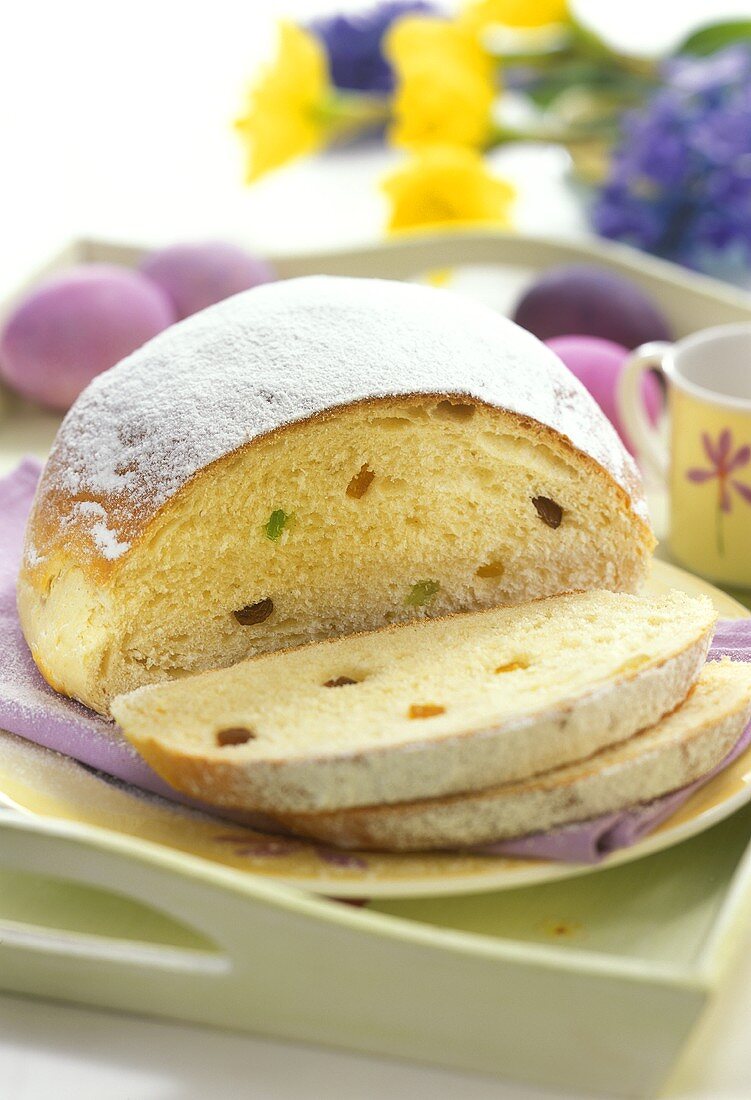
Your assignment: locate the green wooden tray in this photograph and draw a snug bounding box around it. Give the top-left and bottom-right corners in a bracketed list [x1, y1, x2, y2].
[1, 802, 751, 1099]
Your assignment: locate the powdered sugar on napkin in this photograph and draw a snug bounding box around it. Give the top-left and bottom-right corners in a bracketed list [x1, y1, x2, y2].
[0, 459, 748, 862]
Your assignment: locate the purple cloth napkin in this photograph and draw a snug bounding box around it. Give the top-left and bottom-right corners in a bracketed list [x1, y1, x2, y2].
[480, 718, 751, 862]
[1, 459, 750, 864]
[0, 459, 208, 803]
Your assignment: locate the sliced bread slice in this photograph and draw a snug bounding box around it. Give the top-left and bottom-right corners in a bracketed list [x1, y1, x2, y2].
[274, 659, 751, 850]
[112, 590, 715, 813]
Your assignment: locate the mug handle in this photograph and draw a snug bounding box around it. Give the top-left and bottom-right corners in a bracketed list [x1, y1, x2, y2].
[616, 341, 672, 483]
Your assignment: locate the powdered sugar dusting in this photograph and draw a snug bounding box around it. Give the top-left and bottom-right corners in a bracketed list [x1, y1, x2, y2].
[90, 521, 130, 560]
[24, 543, 44, 567]
[42, 276, 647, 552]
[73, 501, 106, 519]
[62, 502, 130, 560]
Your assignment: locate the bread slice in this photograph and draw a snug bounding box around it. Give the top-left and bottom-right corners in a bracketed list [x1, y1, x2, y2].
[275, 660, 751, 850]
[112, 590, 715, 813]
[19, 277, 652, 715]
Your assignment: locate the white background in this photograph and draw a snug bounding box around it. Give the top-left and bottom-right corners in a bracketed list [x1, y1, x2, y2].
[3, 1, 751, 1097]
[2, 0, 751, 285]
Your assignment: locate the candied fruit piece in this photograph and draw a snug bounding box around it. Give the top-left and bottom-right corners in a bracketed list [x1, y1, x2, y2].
[408, 704, 445, 719]
[346, 464, 375, 499]
[216, 727, 255, 746]
[234, 598, 274, 625]
[494, 659, 529, 674]
[532, 495, 563, 529]
[264, 509, 291, 541]
[405, 579, 440, 607]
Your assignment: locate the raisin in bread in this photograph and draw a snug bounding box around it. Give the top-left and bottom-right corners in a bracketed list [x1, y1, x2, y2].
[19, 276, 654, 715]
[273, 660, 751, 849]
[111, 590, 715, 813]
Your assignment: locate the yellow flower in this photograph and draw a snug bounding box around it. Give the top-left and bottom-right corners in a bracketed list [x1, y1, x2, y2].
[385, 17, 496, 150]
[235, 22, 329, 182]
[460, 0, 569, 29]
[387, 15, 494, 72]
[382, 146, 516, 232]
[391, 65, 495, 149]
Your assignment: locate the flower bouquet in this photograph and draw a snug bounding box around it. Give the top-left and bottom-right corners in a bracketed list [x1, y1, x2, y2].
[235, 2, 751, 282]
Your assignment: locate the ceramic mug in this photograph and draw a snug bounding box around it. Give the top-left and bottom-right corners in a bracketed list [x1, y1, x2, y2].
[618, 323, 751, 588]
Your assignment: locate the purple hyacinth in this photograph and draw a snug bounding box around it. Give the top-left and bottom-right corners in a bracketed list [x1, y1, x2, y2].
[310, 1, 438, 93]
[592, 45, 751, 277]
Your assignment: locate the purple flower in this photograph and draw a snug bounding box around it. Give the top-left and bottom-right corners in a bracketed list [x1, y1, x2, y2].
[687, 429, 751, 510]
[686, 428, 751, 555]
[664, 45, 751, 95]
[592, 45, 751, 276]
[310, 1, 437, 93]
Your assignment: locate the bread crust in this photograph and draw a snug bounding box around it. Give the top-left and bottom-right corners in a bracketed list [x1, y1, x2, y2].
[18, 276, 654, 713]
[112, 609, 714, 814]
[269, 661, 751, 849]
[19, 395, 654, 715]
[21, 395, 651, 586]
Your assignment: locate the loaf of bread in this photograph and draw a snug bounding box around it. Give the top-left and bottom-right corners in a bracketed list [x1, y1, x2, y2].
[111, 590, 715, 814]
[19, 277, 653, 714]
[274, 660, 751, 850]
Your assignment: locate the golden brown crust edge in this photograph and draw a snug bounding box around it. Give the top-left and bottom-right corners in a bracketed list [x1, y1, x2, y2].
[21, 395, 653, 590]
[18, 395, 655, 713]
[113, 618, 713, 815]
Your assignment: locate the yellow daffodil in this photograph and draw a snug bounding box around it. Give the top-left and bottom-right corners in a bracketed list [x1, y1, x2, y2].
[387, 15, 495, 72]
[460, 0, 569, 30]
[382, 146, 515, 232]
[385, 16, 496, 150]
[390, 64, 496, 148]
[235, 22, 329, 182]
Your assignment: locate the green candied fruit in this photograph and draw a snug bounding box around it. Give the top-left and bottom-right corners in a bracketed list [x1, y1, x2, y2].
[405, 580, 440, 607]
[264, 509, 292, 542]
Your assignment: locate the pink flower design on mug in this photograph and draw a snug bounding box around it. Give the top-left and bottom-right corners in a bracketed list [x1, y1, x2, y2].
[686, 429, 751, 555]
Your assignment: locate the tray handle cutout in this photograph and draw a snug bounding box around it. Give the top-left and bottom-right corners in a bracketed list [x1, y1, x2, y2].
[0, 814, 236, 975]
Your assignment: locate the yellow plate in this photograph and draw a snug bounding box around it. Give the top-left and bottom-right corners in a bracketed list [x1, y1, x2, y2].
[0, 559, 749, 899]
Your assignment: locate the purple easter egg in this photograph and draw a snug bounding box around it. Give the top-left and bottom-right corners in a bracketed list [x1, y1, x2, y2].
[0, 265, 176, 411]
[546, 335, 662, 455]
[139, 242, 275, 320]
[514, 264, 672, 349]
